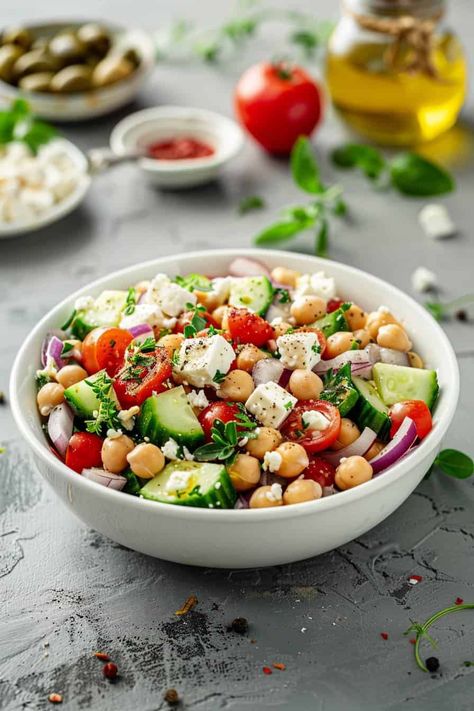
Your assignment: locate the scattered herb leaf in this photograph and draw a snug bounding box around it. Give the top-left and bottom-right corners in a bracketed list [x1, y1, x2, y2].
[0, 99, 56, 154]
[84, 371, 121, 435]
[433, 449, 473, 479]
[238, 195, 266, 215]
[174, 273, 212, 292]
[123, 287, 136, 316]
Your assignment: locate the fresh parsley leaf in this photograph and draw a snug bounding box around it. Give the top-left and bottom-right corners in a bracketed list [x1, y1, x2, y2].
[0, 99, 56, 154]
[238, 195, 266, 215]
[433, 449, 473, 479]
[331, 143, 386, 180]
[389, 152, 454, 197]
[291, 135, 322, 194]
[212, 369, 226, 385]
[175, 273, 212, 292]
[275, 288, 291, 304]
[123, 287, 136, 316]
[61, 341, 74, 357]
[120, 337, 157, 381]
[35, 372, 51, 389]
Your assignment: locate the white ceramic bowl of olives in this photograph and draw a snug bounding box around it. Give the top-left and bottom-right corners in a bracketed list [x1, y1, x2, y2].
[0, 21, 155, 121]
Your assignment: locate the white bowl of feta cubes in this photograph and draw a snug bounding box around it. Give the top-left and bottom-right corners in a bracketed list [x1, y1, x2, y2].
[10, 249, 459, 568]
[0, 138, 90, 237]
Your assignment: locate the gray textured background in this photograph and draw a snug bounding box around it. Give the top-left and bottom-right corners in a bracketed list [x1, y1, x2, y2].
[1, 1, 474, 709]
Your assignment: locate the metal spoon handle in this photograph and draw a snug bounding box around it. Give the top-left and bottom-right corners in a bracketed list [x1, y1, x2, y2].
[86, 147, 145, 174]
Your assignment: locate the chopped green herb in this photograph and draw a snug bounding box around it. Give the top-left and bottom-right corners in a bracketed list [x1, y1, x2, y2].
[35, 372, 51, 389]
[275, 288, 291, 304]
[238, 195, 266, 215]
[123, 287, 137, 316]
[120, 337, 157, 382]
[60, 341, 74, 357]
[0, 99, 57, 154]
[284, 401, 293, 411]
[84, 371, 120, 435]
[212, 370, 227, 385]
[175, 273, 212, 292]
[194, 416, 256, 463]
[425, 294, 474, 321]
[61, 309, 77, 331]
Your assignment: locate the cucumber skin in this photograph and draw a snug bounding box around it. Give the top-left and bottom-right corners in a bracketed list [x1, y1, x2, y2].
[228, 276, 274, 316]
[321, 387, 359, 417]
[352, 398, 390, 441]
[314, 307, 349, 337]
[137, 393, 205, 450]
[140, 464, 237, 508]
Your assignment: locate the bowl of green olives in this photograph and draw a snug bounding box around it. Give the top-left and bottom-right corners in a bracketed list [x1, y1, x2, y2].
[0, 21, 155, 121]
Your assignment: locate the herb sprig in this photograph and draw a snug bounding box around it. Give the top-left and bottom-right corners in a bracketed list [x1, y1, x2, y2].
[425, 294, 474, 321]
[194, 411, 257, 463]
[85, 371, 121, 435]
[238, 195, 266, 215]
[174, 273, 212, 292]
[123, 287, 137, 316]
[120, 337, 157, 381]
[254, 136, 346, 256]
[0, 99, 56, 154]
[183, 303, 208, 338]
[331, 143, 455, 197]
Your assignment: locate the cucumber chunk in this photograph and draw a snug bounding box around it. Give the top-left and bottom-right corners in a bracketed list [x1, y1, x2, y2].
[137, 386, 205, 449]
[313, 303, 350, 337]
[140, 461, 237, 508]
[228, 276, 274, 315]
[320, 363, 359, 416]
[71, 290, 128, 339]
[64, 370, 118, 418]
[352, 376, 390, 440]
[373, 363, 439, 410]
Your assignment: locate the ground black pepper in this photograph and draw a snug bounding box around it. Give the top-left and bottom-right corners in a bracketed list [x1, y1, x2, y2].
[426, 656, 440, 673]
[455, 309, 468, 322]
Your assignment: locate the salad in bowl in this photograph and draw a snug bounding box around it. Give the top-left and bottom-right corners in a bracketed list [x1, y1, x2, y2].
[35, 255, 440, 512]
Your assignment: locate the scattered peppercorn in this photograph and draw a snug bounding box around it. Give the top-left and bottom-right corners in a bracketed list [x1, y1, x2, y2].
[164, 688, 179, 705]
[95, 652, 110, 661]
[455, 309, 468, 322]
[426, 656, 440, 673]
[380, 632, 388, 640]
[262, 666, 273, 675]
[455, 597, 464, 606]
[228, 617, 248, 634]
[48, 693, 63, 704]
[103, 662, 118, 679]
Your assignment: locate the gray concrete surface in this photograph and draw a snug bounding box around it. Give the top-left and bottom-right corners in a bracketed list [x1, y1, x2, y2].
[1, 1, 473, 709]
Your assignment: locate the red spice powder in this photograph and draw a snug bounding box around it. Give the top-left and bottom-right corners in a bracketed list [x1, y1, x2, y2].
[262, 666, 273, 675]
[380, 632, 389, 640]
[147, 138, 214, 161]
[455, 597, 464, 605]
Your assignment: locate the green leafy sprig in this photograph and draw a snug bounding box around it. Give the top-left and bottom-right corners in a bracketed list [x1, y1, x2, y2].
[174, 273, 212, 292]
[254, 136, 346, 256]
[331, 143, 455, 197]
[123, 288, 137, 316]
[0, 99, 56, 154]
[120, 337, 157, 382]
[194, 412, 257, 463]
[85, 371, 121, 435]
[183, 303, 208, 338]
[238, 195, 266, 215]
[425, 294, 474, 321]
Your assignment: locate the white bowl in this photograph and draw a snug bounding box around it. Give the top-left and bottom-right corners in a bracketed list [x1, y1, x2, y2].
[10, 249, 459, 568]
[0, 22, 155, 122]
[110, 106, 245, 188]
[0, 138, 91, 238]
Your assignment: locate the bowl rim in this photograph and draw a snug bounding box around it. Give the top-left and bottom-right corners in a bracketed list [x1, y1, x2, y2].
[9, 248, 459, 522]
[110, 106, 245, 173]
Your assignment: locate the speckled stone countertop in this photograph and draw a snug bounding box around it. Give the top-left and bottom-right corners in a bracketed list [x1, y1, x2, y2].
[1, 1, 474, 709]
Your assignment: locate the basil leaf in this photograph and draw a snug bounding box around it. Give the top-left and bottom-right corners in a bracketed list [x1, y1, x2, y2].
[425, 302, 444, 320]
[238, 195, 266, 215]
[193, 443, 234, 462]
[255, 219, 306, 244]
[291, 136, 322, 194]
[435, 449, 473, 479]
[390, 152, 455, 196]
[331, 143, 386, 180]
[315, 219, 328, 257]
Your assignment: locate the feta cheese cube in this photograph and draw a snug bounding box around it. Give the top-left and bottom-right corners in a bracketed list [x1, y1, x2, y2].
[162, 438, 180, 460]
[411, 266, 438, 293]
[301, 410, 330, 431]
[277, 331, 321, 370]
[119, 303, 176, 331]
[418, 204, 456, 240]
[145, 272, 197, 316]
[295, 271, 336, 302]
[187, 389, 210, 410]
[262, 450, 282, 473]
[173, 335, 235, 388]
[209, 276, 235, 304]
[245, 382, 297, 428]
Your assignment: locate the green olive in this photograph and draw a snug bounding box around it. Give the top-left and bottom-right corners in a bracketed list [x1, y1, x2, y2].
[50, 64, 92, 93]
[77, 23, 111, 57]
[18, 71, 54, 92]
[48, 32, 86, 64]
[92, 56, 134, 87]
[0, 44, 24, 82]
[121, 47, 141, 68]
[2, 26, 32, 50]
[13, 49, 56, 79]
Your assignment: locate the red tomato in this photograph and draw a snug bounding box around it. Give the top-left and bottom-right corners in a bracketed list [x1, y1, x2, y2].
[305, 456, 336, 488]
[227, 308, 274, 347]
[114, 346, 171, 408]
[198, 402, 241, 442]
[65, 432, 103, 473]
[281, 400, 341, 453]
[235, 61, 323, 155]
[389, 400, 432, 440]
[82, 327, 133, 376]
[327, 298, 344, 314]
[175, 309, 219, 334]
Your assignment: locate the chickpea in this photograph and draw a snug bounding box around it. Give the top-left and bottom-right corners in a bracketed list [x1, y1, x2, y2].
[335, 456, 373, 490]
[353, 328, 370, 349]
[212, 305, 228, 329]
[56, 364, 88, 389]
[195, 289, 221, 312]
[365, 309, 398, 340]
[291, 296, 326, 326]
[345, 304, 367, 331]
[272, 321, 293, 339]
[376, 324, 412, 352]
[246, 427, 282, 459]
[134, 280, 150, 298]
[228, 454, 261, 492]
[217, 370, 254, 403]
[271, 266, 299, 288]
[275, 441, 309, 478]
[126, 443, 165, 479]
[324, 331, 356, 359]
[249, 485, 283, 508]
[408, 351, 424, 369]
[236, 345, 269, 373]
[101, 434, 135, 473]
[283, 479, 322, 505]
[158, 333, 184, 358]
[364, 440, 385, 461]
[289, 369, 323, 400]
[37, 382, 65, 416]
[330, 418, 360, 451]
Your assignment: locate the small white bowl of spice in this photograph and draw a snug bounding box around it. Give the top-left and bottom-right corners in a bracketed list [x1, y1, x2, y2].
[110, 106, 245, 188]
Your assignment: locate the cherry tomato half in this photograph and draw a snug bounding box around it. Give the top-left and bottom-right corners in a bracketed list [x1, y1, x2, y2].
[82, 327, 133, 376]
[65, 432, 103, 473]
[390, 400, 432, 440]
[281, 400, 341, 453]
[327, 298, 344, 314]
[114, 346, 171, 408]
[304, 456, 336, 488]
[227, 307, 274, 347]
[198, 402, 242, 442]
[235, 61, 323, 155]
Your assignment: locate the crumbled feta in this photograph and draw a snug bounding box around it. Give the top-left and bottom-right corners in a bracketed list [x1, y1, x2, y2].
[165, 470, 193, 494]
[238, 437, 249, 448]
[271, 316, 283, 326]
[187, 389, 210, 410]
[119, 303, 176, 331]
[118, 406, 140, 431]
[265, 483, 283, 502]
[245, 382, 297, 428]
[418, 204, 456, 240]
[145, 272, 196, 316]
[209, 276, 235, 304]
[277, 331, 321, 370]
[74, 295, 95, 312]
[302, 410, 330, 431]
[411, 266, 438, 293]
[294, 271, 336, 302]
[162, 438, 180, 460]
[182, 446, 195, 462]
[262, 450, 282, 473]
[106, 428, 123, 439]
[173, 334, 235, 388]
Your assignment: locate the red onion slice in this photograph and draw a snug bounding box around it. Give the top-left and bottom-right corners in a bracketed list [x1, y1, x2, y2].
[82, 468, 127, 490]
[234, 494, 249, 509]
[128, 324, 154, 342]
[252, 358, 285, 386]
[370, 417, 417, 474]
[323, 427, 377, 467]
[314, 350, 372, 375]
[41, 330, 67, 367]
[228, 257, 271, 279]
[48, 403, 74, 457]
[379, 347, 409, 366]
